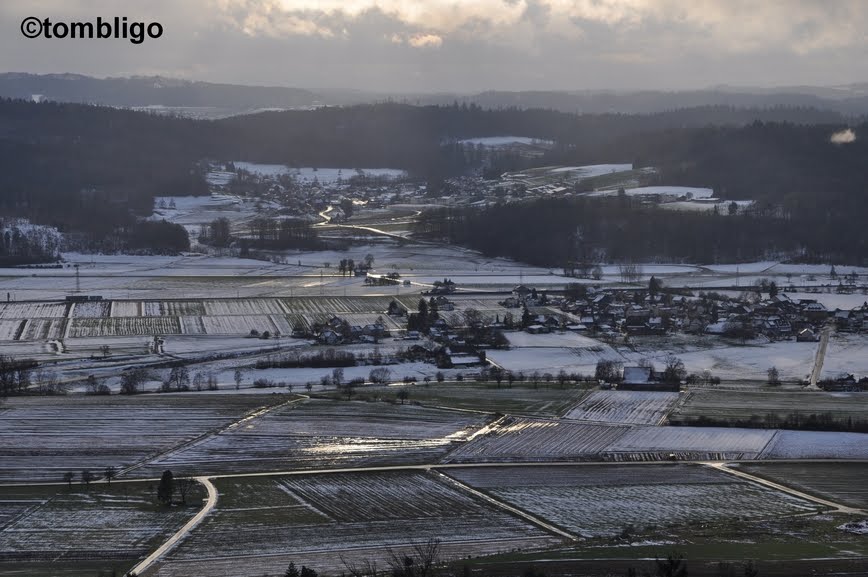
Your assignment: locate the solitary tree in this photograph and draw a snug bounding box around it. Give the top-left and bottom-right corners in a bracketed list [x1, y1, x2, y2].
[332, 368, 344, 388]
[662, 355, 687, 384]
[157, 470, 174, 505]
[234, 368, 244, 390]
[397, 389, 409, 405]
[767, 366, 781, 385]
[104, 466, 116, 486]
[81, 469, 94, 488]
[63, 471, 74, 488]
[285, 563, 300, 577]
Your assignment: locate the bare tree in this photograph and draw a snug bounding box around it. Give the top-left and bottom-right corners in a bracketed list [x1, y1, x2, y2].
[234, 368, 244, 390]
[369, 367, 392, 384]
[332, 368, 344, 388]
[63, 471, 74, 488]
[176, 477, 195, 505]
[104, 466, 116, 486]
[81, 469, 94, 488]
[385, 539, 441, 577]
[397, 388, 409, 405]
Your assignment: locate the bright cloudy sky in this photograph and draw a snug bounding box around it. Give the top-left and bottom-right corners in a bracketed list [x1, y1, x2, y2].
[2, 0, 867, 92]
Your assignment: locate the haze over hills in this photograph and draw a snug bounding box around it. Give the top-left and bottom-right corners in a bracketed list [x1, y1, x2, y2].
[0, 73, 322, 117]
[2, 73, 868, 120]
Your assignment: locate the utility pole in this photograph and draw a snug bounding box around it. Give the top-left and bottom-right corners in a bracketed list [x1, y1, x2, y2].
[74, 264, 80, 293]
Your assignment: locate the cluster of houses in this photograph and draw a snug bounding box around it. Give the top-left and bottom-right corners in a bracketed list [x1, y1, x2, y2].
[310, 316, 390, 345]
[502, 285, 861, 342]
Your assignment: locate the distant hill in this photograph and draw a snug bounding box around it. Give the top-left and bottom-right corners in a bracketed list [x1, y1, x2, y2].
[4, 73, 868, 120]
[0, 73, 322, 116]
[413, 89, 868, 119]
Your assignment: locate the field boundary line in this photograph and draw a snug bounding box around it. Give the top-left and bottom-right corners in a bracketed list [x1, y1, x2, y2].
[704, 462, 866, 515]
[129, 476, 218, 576]
[434, 470, 578, 541]
[116, 395, 309, 479]
[756, 430, 781, 460]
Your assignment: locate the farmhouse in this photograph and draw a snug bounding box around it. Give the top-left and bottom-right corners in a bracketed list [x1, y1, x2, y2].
[619, 366, 680, 392]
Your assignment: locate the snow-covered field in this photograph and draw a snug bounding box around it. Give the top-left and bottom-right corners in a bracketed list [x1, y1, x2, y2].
[488, 331, 624, 376]
[447, 464, 818, 537]
[673, 388, 868, 425]
[563, 390, 681, 425]
[738, 462, 868, 508]
[135, 399, 488, 478]
[608, 426, 776, 459]
[0, 484, 199, 565]
[458, 136, 553, 147]
[821, 333, 868, 379]
[760, 430, 868, 459]
[663, 341, 818, 382]
[157, 471, 556, 576]
[0, 395, 273, 482]
[444, 417, 632, 463]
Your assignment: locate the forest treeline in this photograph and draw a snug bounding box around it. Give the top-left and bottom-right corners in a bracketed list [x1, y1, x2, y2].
[413, 196, 867, 265]
[1, 97, 866, 259]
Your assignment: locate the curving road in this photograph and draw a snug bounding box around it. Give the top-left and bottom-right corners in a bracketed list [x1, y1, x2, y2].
[129, 476, 218, 577]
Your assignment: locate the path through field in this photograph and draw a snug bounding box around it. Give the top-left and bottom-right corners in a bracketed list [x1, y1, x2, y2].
[705, 462, 865, 515]
[809, 325, 833, 388]
[130, 476, 218, 576]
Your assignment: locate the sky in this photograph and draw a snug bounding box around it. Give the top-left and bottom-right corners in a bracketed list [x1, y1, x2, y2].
[2, 0, 867, 93]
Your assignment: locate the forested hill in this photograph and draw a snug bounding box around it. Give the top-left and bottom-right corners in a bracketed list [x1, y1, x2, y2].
[1, 97, 866, 259]
[0, 73, 320, 110]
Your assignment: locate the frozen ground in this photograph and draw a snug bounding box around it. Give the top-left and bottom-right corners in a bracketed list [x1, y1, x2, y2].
[447, 464, 818, 537]
[458, 136, 554, 147]
[489, 331, 625, 376]
[760, 430, 868, 459]
[134, 399, 489, 478]
[563, 390, 682, 425]
[0, 395, 274, 482]
[820, 333, 868, 379]
[0, 483, 200, 568]
[660, 341, 818, 382]
[154, 471, 556, 576]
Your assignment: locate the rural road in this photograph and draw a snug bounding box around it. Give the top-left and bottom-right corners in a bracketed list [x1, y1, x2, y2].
[809, 325, 833, 388]
[128, 476, 218, 577]
[706, 462, 866, 515]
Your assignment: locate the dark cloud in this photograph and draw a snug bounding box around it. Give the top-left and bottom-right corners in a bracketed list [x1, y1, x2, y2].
[1, 0, 866, 91]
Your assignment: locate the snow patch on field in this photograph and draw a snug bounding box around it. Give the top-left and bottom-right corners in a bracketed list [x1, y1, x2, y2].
[761, 430, 868, 459]
[564, 391, 681, 425]
[458, 136, 553, 147]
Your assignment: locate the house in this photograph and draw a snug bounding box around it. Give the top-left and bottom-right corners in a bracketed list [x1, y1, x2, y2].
[317, 329, 341, 345]
[526, 324, 549, 334]
[618, 366, 680, 391]
[796, 328, 820, 342]
[802, 302, 828, 322]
